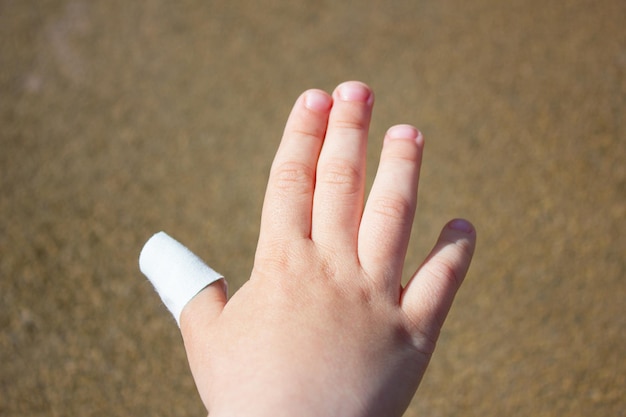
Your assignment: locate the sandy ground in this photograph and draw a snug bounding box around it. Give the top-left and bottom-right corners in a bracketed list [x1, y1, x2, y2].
[1, 0, 624, 415]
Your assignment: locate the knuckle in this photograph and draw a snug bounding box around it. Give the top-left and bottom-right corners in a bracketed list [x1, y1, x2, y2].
[332, 118, 369, 131]
[253, 252, 287, 278]
[319, 160, 362, 195]
[402, 313, 438, 356]
[290, 126, 324, 141]
[253, 240, 298, 277]
[440, 235, 475, 262]
[409, 323, 439, 356]
[426, 257, 463, 288]
[370, 193, 414, 221]
[254, 240, 325, 285]
[385, 142, 421, 164]
[271, 161, 314, 194]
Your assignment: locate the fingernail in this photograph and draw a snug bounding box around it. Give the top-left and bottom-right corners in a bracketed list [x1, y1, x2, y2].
[337, 81, 373, 104]
[449, 219, 474, 233]
[386, 124, 419, 141]
[304, 90, 332, 112]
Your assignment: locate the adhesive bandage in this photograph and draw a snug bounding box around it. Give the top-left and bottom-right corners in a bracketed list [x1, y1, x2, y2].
[139, 231, 223, 326]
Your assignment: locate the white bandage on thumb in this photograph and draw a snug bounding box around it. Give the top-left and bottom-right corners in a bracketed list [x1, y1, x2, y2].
[139, 231, 223, 326]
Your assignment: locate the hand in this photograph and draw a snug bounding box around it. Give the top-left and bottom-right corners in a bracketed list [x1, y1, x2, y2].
[179, 81, 476, 417]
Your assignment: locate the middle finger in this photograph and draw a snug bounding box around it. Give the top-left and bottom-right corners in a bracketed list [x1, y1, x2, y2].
[311, 81, 374, 251]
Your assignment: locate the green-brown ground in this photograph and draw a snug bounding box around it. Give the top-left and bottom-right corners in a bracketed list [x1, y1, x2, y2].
[1, 1, 624, 415]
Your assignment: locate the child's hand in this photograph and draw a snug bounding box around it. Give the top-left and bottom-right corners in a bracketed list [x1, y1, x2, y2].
[179, 81, 476, 417]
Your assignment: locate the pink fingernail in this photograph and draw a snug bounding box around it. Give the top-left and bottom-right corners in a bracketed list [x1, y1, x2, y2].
[336, 81, 373, 104]
[449, 219, 474, 233]
[386, 124, 419, 140]
[304, 90, 332, 112]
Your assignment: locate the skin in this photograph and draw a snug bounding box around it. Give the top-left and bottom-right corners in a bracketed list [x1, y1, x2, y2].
[179, 81, 476, 417]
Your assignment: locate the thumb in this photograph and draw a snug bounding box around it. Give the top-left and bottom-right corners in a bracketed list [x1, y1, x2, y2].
[179, 278, 227, 342]
[138, 231, 226, 329]
[400, 219, 476, 351]
[179, 278, 227, 414]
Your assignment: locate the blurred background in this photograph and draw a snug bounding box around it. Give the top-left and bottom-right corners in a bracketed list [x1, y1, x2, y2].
[1, 0, 624, 415]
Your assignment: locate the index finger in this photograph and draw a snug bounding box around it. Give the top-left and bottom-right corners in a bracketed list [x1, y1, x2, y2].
[257, 89, 332, 245]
